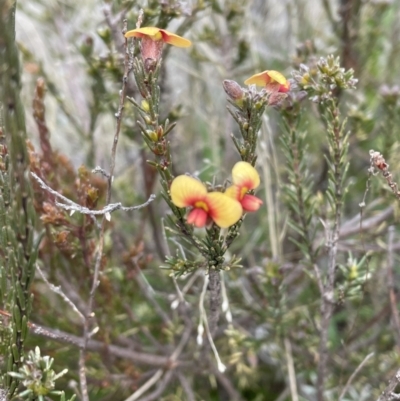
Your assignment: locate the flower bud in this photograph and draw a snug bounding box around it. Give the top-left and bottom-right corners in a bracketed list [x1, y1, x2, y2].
[268, 92, 288, 107]
[141, 100, 150, 112]
[223, 80, 244, 103]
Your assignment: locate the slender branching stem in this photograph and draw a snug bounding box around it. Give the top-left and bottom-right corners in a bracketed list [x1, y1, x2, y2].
[79, 19, 131, 401]
[317, 99, 346, 401]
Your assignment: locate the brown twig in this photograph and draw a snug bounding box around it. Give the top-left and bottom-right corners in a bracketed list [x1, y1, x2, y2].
[339, 205, 394, 238]
[339, 0, 361, 72]
[132, 370, 174, 401]
[339, 352, 374, 400]
[321, 0, 339, 35]
[377, 369, 400, 401]
[208, 269, 222, 337]
[18, 317, 184, 367]
[79, 18, 132, 401]
[132, 258, 172, 326]
[177, 372, 195, 401]
[123, 322, 193, 401]
[211, 365, 245, 401]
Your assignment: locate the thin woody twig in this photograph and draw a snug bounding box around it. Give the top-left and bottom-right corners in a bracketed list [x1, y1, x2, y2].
[31, 171, 155, 218]
[339, 352, 374, 400]
[133, 370, 175, 401]
[211, 365, 245, 401]
[79, 18, 132, 401]
[284, 337, 299, 401]
[339, 205, 393, 238]
[177, 372, 195, 401]
[132, 258, 172, 326]
[208, 269, 222, 337]
[0, 310, 181, 367]
[124, 323, 193, 401]
[124, 369, 164, 401]
[313, 263, 324, 296]
[36, 264, 85, 323]
[198, 275, 226, 373]
[377, 369, 400, 401]
[317, 98, 345, 401]
[103, 4, 127, 53]
[27, 320, 183, 367]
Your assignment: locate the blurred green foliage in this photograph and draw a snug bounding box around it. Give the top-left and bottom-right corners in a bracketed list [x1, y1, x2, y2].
[1, 0, 400, 400]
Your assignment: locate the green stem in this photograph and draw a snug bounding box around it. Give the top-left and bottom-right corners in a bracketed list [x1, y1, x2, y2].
[0, 0, 37, 396]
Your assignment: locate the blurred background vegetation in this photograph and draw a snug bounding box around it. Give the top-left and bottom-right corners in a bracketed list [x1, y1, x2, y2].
[2, 0, 400, 400]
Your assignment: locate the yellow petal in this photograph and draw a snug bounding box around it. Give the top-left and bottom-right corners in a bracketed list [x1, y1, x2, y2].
[231, 162, 260, 189]
[125, 27, 191, 47]
[159, 29, 192, 47]
[206, 192, 242, 228]
[266, 70, 288, 85]
[244, 70, 288, 87]
[224, 185, 241, 201]
[125, 27, 163, 40]
[170, 176, 207, 208]
[244, 71, 271, 86]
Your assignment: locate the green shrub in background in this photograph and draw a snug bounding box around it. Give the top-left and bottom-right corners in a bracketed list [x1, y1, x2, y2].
[1, 1, 400, 400]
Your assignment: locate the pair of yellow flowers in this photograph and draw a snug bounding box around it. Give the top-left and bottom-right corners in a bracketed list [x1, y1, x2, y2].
[126, 27, 287, 228]
[125, 27, 290, 93]
[170, 161, 262, 229]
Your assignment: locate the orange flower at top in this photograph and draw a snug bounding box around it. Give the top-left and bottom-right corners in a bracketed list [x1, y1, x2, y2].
[125, 27, 191, 70]
[244, 70, 290, 93]
[170, 176, 242, 228]
[125, 27, 192, 47]
[225, 162, 263, 212]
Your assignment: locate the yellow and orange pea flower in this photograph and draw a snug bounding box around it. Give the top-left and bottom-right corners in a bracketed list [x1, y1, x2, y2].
[125, 27, 191, 63]
[170, 176, 242, 229]
[225, 162, 263, 212]
[244, 70, 290, 93]
[125, 27, 192, 47]
[170, 162, 262, 228]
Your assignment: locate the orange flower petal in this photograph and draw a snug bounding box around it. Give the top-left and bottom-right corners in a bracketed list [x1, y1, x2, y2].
[170, 176, 207, 208]
[125, 27, 191, 47]
[206, 192, 242, 228]
[159, 29, 192, 48]
[231, 162, 260, 190]
[244, 71, 271, 86]
[245, 70, 290, 92]
[187, 208, 208, 227]
[125, 27, 163, 40]
[241, 194, 263, 212]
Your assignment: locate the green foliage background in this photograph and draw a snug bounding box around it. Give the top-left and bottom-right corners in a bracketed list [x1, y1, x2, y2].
[1, 0, 400, 400]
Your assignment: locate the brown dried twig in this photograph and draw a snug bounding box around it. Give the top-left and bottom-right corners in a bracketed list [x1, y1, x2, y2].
[79, 18, 133, 401]
[377, 369, 400, 401]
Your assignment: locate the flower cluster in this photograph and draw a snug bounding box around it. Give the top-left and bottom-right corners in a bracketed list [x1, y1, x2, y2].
[126, 25, 290, 231]
[292, 55, 358, 102]
[170, 162, 262, 228]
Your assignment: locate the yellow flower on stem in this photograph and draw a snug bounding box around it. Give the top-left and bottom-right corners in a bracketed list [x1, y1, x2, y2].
[170, 176, 242, 228]
[225, 162, 263, 212]
[125, 27, 191, 67]
[244, 70, 290, 93]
